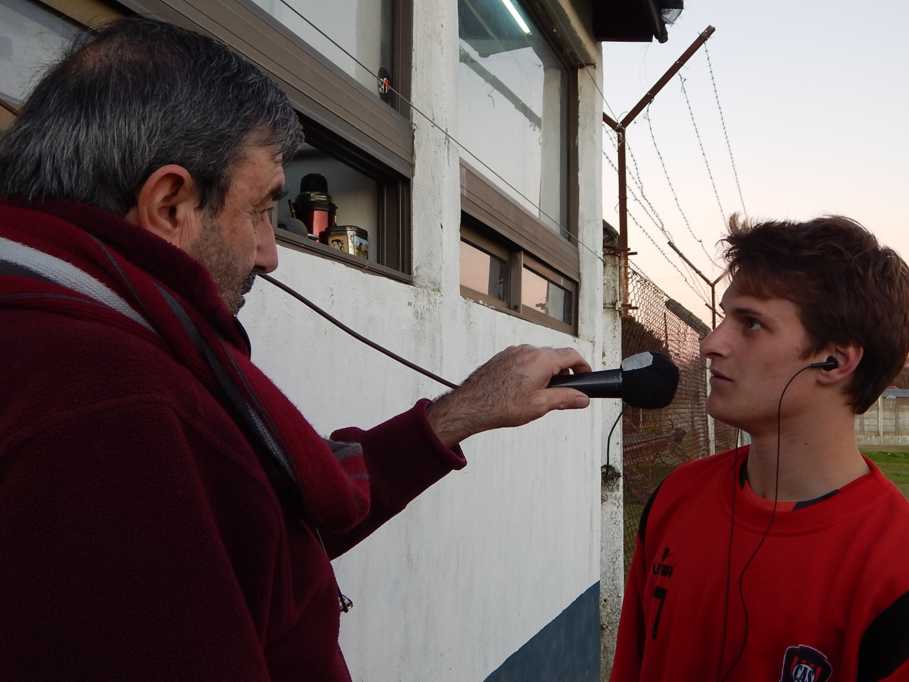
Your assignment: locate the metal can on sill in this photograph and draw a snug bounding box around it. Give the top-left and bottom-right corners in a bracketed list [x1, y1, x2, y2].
[320, 225, 369, 260]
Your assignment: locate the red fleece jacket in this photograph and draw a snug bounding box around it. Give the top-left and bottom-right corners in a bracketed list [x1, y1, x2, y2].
[0, 201, 466, 681]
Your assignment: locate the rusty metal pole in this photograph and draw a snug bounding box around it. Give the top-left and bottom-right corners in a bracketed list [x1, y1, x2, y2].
[617, 129, 628, 309]
[711, 284, 716, 330]
[602, 26, 716, 316]
[668, 241, 727, 329]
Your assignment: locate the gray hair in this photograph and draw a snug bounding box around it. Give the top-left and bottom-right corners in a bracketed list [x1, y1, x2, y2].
[0, 17, 303, 214]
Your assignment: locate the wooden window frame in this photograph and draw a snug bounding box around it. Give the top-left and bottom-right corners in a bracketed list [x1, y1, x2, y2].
[0, 97, 19, 130]
[37, 0, 124, 27]
[520, 253, 576, 335]
[274, 116, 412, 279]
[459, 228, 516, 311]
[461, 216, 576, 335]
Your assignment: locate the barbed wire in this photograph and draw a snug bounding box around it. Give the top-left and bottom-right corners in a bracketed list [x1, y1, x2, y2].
[623, 205, 712, 305]
[603, 144, 712, 303]
[602, 145, 673, 244]
[679, 73, 727, 229]
[613, 132, 673, 241]
[609, 196, 702, 301]
[644, 105, 722, 269]
[705, 46, 747, 216]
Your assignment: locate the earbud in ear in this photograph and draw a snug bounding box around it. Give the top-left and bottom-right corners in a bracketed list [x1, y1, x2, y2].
[809, 356, 839, 371]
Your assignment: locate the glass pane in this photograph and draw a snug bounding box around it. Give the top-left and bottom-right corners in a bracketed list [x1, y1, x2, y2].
[460, 240, 507, 300]
[0, 0, 80, 107]
[251, 0, 394, 105]
[279, 141, 379, 263]
[457, 0, 567, 235]
[522, 267, 572, 323]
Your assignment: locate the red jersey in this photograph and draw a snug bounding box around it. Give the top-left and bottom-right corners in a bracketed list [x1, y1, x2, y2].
[611, 446, 909, 681]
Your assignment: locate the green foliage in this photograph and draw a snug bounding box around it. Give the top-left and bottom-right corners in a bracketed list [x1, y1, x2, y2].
[863, 451, 909, 499]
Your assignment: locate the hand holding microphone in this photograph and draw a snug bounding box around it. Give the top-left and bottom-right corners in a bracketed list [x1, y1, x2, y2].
[427, 347, 679, 447]
[548, 351, 679, 408]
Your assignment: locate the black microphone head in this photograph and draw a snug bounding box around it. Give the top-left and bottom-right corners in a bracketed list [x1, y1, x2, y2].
[621, 352, 679, 409]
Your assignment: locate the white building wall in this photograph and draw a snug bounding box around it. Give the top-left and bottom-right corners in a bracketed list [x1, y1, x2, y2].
[241, 1, 613, 679]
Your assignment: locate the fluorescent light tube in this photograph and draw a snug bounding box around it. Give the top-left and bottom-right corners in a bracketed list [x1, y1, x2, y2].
[501, 0, 531, 35]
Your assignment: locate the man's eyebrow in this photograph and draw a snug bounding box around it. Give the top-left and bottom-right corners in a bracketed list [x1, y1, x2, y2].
[724, 304, 769, 320]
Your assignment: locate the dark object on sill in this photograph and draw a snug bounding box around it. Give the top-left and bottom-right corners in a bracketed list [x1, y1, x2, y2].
[377, 66, 393, 104]
[283, 215, 311, 237]
[593, 0, 683, 44]
[292, 173, 336, 240]
[321, 224, 369, 261]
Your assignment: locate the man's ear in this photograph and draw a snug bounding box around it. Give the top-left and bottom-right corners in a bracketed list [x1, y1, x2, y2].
[124, 165, 203, 250]
[816, 344, 863, 385]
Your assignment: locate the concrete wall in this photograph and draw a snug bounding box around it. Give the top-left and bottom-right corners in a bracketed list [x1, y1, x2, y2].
[856, 396, 909, 447]
[241, 1, 612, 679]
[599, 254, 624, 679]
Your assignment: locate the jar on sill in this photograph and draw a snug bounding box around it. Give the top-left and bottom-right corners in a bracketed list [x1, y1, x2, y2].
[321, 224, 369, 260]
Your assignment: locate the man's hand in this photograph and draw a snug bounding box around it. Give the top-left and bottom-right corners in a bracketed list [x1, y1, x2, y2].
[427, 345, 592, 448]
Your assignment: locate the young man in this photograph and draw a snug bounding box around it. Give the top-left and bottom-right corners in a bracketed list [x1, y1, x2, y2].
[611, 216, 909, 681]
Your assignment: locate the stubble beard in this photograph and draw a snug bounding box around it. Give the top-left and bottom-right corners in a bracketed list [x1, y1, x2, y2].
[187, 214, 254, 316]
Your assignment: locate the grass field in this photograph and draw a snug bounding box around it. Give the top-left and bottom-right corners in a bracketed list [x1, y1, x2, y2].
[863, 451, 909, 499]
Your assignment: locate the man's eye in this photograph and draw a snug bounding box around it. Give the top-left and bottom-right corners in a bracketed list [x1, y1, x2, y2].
[744, 317, 762, 331]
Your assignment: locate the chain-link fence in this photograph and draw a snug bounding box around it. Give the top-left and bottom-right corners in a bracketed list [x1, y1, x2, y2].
[619, 264, 737, 573]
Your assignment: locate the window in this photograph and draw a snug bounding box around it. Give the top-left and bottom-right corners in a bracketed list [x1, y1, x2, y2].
[521, 262, 573, 326]
[0, 0, 124, 130]
[457, 0, 570, 236]
[460, 214, 575, 334]
[0, 0, 81, 112]
[275, 117, 410, 278]
[456, 0, 580, 333]
[460, 240, 508, 301]
[128, 0, 415, 278]
[249, 0, 395, 107]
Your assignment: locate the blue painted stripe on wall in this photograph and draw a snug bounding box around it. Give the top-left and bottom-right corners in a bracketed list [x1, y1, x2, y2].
[485, 582, 600, 682]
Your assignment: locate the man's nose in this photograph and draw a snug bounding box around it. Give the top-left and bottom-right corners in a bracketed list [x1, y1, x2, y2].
[700, 322, 727, 358]
[256, 223, 279, 273]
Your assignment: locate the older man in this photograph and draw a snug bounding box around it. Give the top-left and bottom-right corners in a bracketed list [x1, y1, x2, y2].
[0, 18, 590, 681]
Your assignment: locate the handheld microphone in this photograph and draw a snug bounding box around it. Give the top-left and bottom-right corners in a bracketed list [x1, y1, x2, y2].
[547, 351, 679, 408]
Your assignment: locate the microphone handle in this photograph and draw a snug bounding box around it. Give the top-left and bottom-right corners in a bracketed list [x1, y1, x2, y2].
[547, 369, 622, 398]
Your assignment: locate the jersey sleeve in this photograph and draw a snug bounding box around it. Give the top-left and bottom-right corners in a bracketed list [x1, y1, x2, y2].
[859, 591, 909, 681]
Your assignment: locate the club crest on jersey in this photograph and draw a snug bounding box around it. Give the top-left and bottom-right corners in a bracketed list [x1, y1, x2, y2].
[779, 644, 833, 682]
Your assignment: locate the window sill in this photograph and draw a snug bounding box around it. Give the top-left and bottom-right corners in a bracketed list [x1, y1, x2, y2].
[460, 286, 576, 336]
[276, 228, 413, 285]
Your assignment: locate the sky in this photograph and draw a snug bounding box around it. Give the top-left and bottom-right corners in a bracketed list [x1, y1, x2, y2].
[601, 0, 909, 325]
